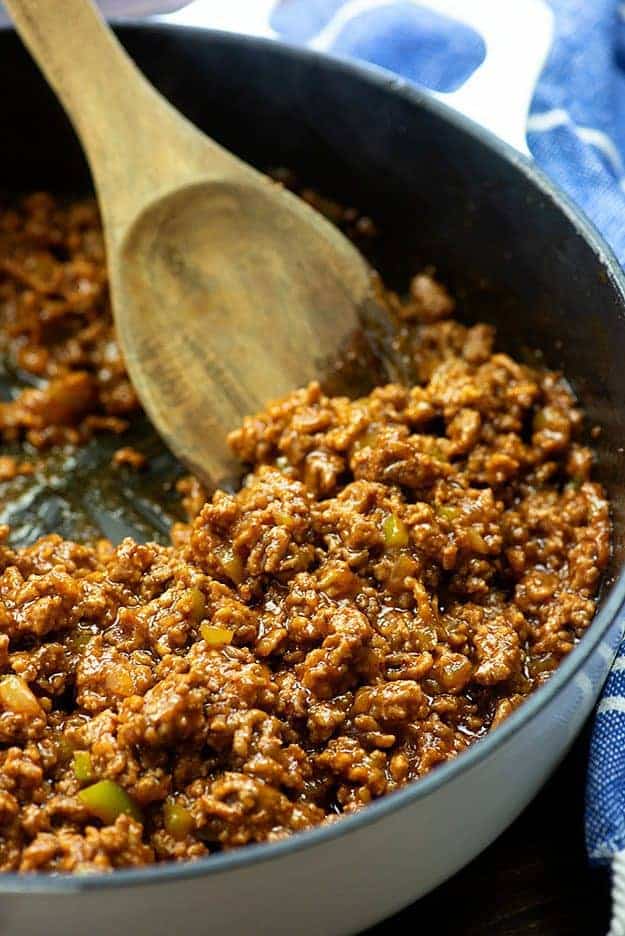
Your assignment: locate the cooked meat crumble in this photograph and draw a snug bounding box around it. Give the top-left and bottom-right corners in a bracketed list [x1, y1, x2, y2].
[0, 193, 138, 449]
[0, 192, 610, 873]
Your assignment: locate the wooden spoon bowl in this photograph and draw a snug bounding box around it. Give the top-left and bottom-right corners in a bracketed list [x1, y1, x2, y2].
[5, 0, 380, 485]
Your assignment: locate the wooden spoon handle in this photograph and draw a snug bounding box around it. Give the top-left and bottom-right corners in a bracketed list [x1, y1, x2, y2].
[4, 0, 243, 241]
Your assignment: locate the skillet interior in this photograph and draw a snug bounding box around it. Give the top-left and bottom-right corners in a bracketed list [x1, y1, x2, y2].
[0, 27, 623, 897]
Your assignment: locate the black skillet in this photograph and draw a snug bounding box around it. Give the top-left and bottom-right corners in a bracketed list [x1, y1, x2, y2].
[0, 21, 624, 936]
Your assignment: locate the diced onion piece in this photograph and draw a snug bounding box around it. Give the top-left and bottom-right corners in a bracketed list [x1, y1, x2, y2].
[200, 623, 233, 647]
[187, 587, 206, 621]
[0, 675, 42, 715]
[215, 546, 244, 585]
[105, 667, 134, 696]
[78, 780, 142, 824]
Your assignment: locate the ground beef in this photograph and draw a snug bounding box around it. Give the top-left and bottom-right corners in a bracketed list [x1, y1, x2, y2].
[0, 193, 138, 448]
[0, 192, 611, 873]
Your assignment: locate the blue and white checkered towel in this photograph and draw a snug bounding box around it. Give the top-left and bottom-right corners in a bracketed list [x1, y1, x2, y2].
[10, 0, 625, 929]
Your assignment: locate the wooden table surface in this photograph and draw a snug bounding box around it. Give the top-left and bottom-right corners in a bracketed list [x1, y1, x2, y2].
[369, 726, 611, 935]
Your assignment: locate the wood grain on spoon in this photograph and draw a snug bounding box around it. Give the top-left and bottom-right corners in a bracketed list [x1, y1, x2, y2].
[5, 0, 380, 485]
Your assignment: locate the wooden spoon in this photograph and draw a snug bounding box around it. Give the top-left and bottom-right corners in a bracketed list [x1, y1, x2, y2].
[5, 0, 382, 485]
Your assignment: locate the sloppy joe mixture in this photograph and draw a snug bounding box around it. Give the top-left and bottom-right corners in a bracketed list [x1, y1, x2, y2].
[0, 192, 610, 873]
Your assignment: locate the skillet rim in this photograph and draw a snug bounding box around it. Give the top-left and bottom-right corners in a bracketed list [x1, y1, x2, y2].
[0, 20, 624, 894]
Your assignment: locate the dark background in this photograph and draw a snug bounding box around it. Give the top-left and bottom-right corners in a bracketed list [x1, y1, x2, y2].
[369, 726, 611, 935]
